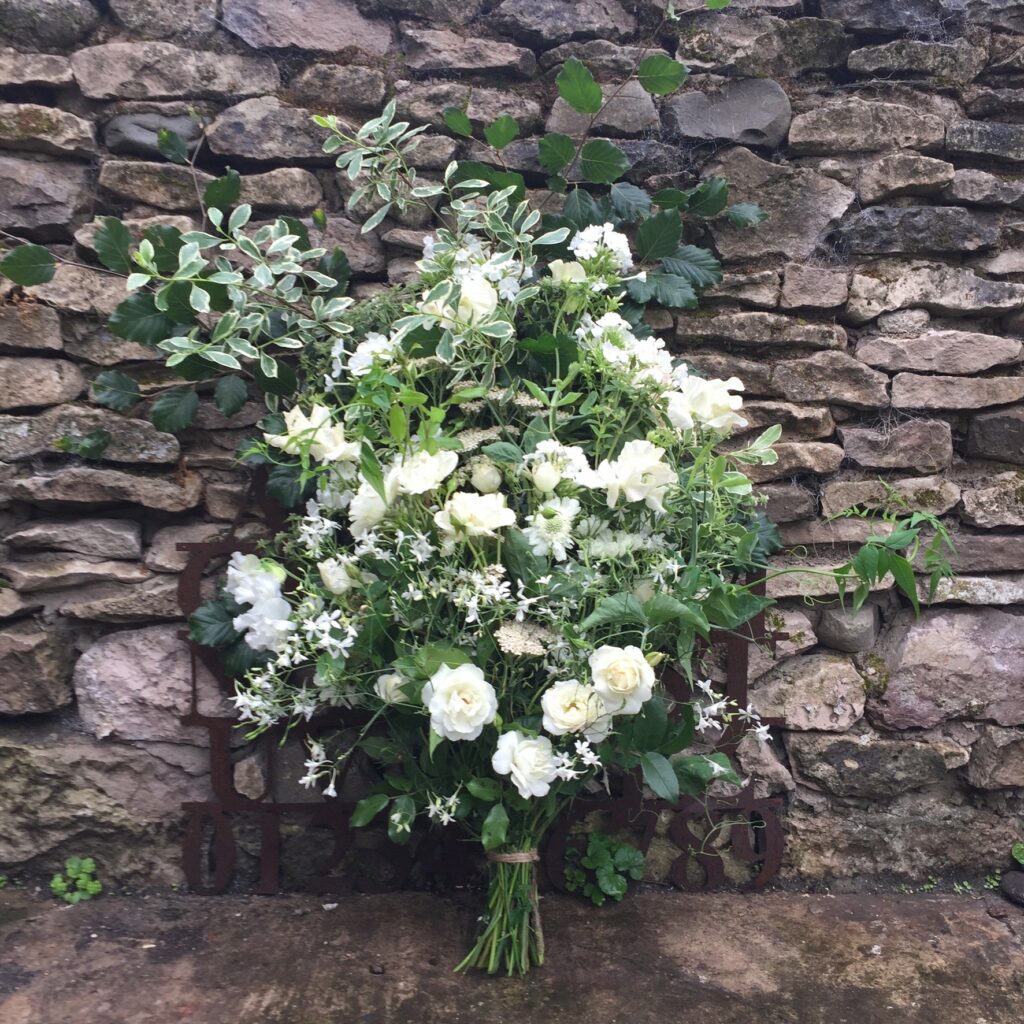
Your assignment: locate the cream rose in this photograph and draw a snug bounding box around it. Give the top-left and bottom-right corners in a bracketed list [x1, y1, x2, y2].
[457, 274, 498, 324]
[540, 680, 609, 742]
[491, 730, 559, 799]
[434, 491, 516, 546]
[595, 439, 676, 513]
[548, 259, 587, 285]
[470, 457, 503, 494]
[588, 644, 655, 716]
[394, 449, 459, 495]
[422, 662, 498, 742]
[374, 672, 407, 703]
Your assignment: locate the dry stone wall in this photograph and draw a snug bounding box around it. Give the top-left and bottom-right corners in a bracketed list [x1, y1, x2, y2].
[0, 0, 1022, 889]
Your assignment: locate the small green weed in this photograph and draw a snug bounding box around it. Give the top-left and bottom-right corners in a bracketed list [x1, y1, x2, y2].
[50, 856, 102, 904]
[564, 832, 645, 906]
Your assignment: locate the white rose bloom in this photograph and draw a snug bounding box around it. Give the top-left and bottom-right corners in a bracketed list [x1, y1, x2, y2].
[375, 672, 407, 703]
[434, 491, 516, 547]
[423, 662, 498, 742]
[470, 457, 503, 494]
[523, 496, 580, 561]
[394, 449, 459, 495]
[548, 259, 587, 285]
[588, 644, 655, 716]
[540, 680, 610, 742]
[318, 556, 357, 596]
[457, 273, 499, 324]
[492, 730, 559, 799]
[595, 439, 676, 513]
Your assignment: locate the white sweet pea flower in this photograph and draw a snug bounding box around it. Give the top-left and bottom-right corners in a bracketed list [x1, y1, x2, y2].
[264, 404, 360, 465]
[347, 465, 401, 537]
[225, 552, 286, 606]
[588, 644, 655, 715]
[393, 449, 459, 495]
[492, 730, 559, 799]
[548, 259, 587, 285]
[318, 556, 359, 596]
[595, 439, 676, 513]
[375, 672, 407, 703]
[540, 679, 610, 742]
[434, 491, 516, 548]
[665, 374, 746, 434]
[423, 662, 498, 742]
[349, 332, 400, 377]
[568, 223, 632, 271]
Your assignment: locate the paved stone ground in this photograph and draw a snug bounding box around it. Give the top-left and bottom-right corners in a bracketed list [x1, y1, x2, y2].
[1, 890, 1022, 1023]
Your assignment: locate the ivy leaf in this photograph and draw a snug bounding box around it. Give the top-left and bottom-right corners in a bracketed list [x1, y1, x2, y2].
[442, 106, 473, 137]
[188, 598, 241, 648]
[580, 139, 631, 185]
[150, 387, 199, 432]
[649, 272, 698, 308]
[637, 53, 687, 95]
[92, 370, 140, 412]
[0, 243, 55, 285]
[635, 209, 681, 261]
[109, 293, 176, 345]
[481, 803, 509, 851]
[157, 128, 189, 164]
[640, 751, 680, 803]
[556, 58, 602, 114]
[483, 114, 519, 150]
[93, 217, 133, 274]
[609, 181, 651, 222]
[203, 169, 241, 212]
[350, 794, 390, 828]
[726, 202, 769, 227]
[687, 177, 729, 217]
[214, 374, 248, 417]
[538, 132, 575, 174]
[660, 245, 722, 288]
[53, 428, 111, 460]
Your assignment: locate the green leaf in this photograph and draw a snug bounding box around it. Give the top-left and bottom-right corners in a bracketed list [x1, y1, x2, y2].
[252, 358, 297, 398]
[150, 387, 199, 432]
[109, 293, 176, 345]
[675, 753, 741, 793]
[596, 865, 628, 899]
[649, 272, 698, 309]
[1013, 842, 1024, 867]
[643, 594, 709, 634]
[562, 188, 606, 229]
[351, 793, 390, 828]
[189, 598, 241, 647]
[53, 428, 111, 460]
[93, 217, 133, 274]
[204, 169, 241, 212]
[414, 643, 471, 678]
[157, 128, 189, 164]
[318, 246, 350, 298]
[265, 461, 312, 508]
[556, 58, 602, 114]
[889, 554, 920, 616]
[481, 803, 509, 851]
[641, 751, 680, 802]
[214, 374, 248, 417]
[580, 139, 631, 185]
[635, 209, 681, 261]
[447, 160, 526, 203]
[632, 696, 669, 751]
[142, 224, 185, 274]
[705, 0, 732, 9]
[467, 777, 501, 802]
[483, 114, 520, 150]
[0, 243, 55, 285]
[538, 132, 576, 174]
[613, 845, 645, 880]
[687, 177, 729, 217]
[637, 53, 687, 95]
[92, 370, 140, 412]
[660, 245, 722, 287]
[609, 181, 651, 222]
[481, 441, 523, 466]
[651, 187, 689, 209]
[503, 528, 547, 587]
[726, 202, 768, 227]
[579, 592, 646, 632]
[360, 441, 387, 501]
[442, 106, 473, 137]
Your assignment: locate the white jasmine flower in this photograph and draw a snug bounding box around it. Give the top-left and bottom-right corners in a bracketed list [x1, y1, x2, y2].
[492, 730, 559, 799]
[541, 679, 609, 741]
[548, 259, 587, 285]
[523, 496, 580, 561]
[374, 672, 407, 703]
[394, 448, 458, 495]
[574, 739, 602, 766]
[422, 662, 498, 742]
[588, 644, 655, 716]
[434, 491, 516, 548]
[595, 439, 676, 513]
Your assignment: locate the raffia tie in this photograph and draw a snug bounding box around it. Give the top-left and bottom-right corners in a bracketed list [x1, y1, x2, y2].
[486, 850, 539, 864]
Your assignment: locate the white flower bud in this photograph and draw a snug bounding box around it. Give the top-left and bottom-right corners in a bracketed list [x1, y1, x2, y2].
[531, 460, 562, 493]
[471, 458, 502, 494]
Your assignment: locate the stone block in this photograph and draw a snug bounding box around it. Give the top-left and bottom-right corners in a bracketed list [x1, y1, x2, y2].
[662, 78, 791, 149]
[772, 351, 889, 410]
[856, 330, 1023, 374]
[789, 99, 945, 155]
[838, 419, 952, 472]
[222, 0, 392, 53]
[5, 518, 142, 559]
[751, 653, 866, 731]
[0, 357, 84, 411]
[816, 604, 880, 653]
[0, 620, 74, 714]
[967, 405, 1024, 465]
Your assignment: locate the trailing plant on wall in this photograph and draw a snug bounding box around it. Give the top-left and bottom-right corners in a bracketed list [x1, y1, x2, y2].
[0, 18, 953, 975]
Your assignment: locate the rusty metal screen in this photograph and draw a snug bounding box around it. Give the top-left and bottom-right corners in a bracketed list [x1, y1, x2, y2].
[178, 480, 786, 895]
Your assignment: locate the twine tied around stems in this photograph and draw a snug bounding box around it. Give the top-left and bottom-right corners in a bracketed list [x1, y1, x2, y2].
[486, 850, 539, 864]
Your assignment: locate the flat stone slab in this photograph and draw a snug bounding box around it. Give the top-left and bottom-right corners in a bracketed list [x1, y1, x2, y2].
[1, 892, 1022, 1023]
